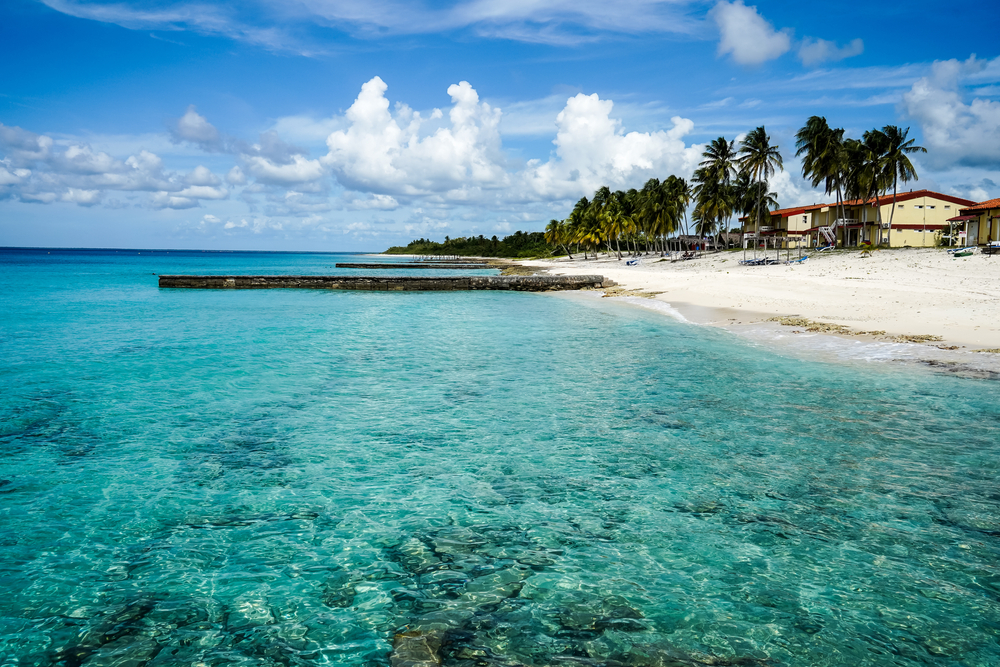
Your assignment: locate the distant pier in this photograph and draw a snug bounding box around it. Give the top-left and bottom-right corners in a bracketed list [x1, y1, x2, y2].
[158, 275, 614, 292]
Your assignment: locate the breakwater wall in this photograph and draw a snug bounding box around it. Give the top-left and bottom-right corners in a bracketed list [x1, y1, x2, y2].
[334, 263, 492, 270]
[158, 275, 614, 291]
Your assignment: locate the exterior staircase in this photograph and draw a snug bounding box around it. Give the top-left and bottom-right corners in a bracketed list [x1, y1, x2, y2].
[816, 217, 858, 246]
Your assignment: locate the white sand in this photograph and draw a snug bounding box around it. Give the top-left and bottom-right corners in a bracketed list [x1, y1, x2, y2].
[524, 247, 1000, 349]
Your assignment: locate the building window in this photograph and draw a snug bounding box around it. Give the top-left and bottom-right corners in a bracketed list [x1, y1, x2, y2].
[928, 205, 935, 209]
[914, 205, 923, 209]
[898, 204, 904, 208]
[944, 205, 951, 209]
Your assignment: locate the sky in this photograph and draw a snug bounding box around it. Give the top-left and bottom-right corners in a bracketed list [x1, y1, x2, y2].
[1, 0, 999, 251]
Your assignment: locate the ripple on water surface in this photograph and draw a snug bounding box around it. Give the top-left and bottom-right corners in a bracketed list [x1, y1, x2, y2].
[1, 249, 999, 667]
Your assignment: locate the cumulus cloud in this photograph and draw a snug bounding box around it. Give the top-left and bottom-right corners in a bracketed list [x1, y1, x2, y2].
[711, 1, 790, 66]
[60, 188, 102, 206]
[171, 105, 223, 151]
[520, 93, 700, 199]
[0, 124, 54, 166]
[226, 165, 247, 185]
[344, 193, 400, 210]
[151, 192, 199, 209]
[264, 190, 333, 217]
[798, 37, 863, 67]
[242, 153, 325, 185]
[322, 77, 506, 196]
[185, 165, 221, 186]
[902, 55, 1000, 168]
[0, 123, 231, 207]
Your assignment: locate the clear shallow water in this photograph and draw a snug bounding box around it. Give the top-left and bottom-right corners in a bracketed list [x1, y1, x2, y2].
[1, 249, 999, 667]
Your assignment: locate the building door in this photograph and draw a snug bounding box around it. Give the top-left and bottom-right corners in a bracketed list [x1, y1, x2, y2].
[969, 221, 979, 245]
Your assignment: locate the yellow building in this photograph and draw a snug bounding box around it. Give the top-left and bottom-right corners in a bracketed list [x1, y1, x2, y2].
[955, 198, 1000, 245]
[747, 190, 976, 248]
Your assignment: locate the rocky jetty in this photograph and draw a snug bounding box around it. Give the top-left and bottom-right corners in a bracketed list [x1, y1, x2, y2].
[157, 275, 614, 291]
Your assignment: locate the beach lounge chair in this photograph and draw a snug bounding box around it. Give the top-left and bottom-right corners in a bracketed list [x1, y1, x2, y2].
[626, 258, 640, 266]
[817, 245, 834, 252]
[984, 242, 1000, 256]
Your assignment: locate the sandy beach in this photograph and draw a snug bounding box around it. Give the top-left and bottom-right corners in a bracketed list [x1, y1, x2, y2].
[524, 247, 1000, 350]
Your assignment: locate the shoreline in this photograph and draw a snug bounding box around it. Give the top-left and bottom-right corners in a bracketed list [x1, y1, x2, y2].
[521, 248, 1000, 377]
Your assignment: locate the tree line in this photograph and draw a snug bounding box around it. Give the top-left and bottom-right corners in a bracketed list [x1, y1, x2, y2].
[546, 117, 925, 258]
[385, 231, 552, 258]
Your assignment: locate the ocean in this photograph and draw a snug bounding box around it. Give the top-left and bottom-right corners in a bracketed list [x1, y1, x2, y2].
[1, 248, 998, 666]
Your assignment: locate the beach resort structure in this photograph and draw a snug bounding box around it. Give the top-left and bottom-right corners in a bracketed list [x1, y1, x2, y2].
[746, 189, 976, 248]
[953, 198, 1000, 246]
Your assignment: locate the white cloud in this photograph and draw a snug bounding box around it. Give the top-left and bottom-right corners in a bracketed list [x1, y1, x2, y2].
[42, 0, 705, 51]
[172, 105, 223, 151]
[177, 184, 228, 200]
[711, 1, 790, 66]
[520, 92, 701, 199]
[322, 77, 507, 195]
[344, 193, 400, 210]
[902, 55, 1000, 168]
[0, 124, 53, 165]
[0, 160, 30, 187]
[242, 153, 325, 185]
[798, 37, 863, 67]
[185, 165, 221, 185]
[151, 192, 199, 209]
[60, 188, 102, 206]
[226, 165, 247, 185]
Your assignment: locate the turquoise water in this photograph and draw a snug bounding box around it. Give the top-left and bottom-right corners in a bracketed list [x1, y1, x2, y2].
[1, 249, 999, 667]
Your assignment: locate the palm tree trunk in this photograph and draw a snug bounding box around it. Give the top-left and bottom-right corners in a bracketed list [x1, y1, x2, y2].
[888, 174, 897, 247]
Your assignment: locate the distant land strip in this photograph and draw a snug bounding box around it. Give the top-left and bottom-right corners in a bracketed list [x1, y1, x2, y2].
[334, 263, 494, 270]
[158, 275, 614, 291]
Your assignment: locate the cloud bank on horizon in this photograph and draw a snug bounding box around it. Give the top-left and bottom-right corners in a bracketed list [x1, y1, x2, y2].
[1, 0, 999, 248]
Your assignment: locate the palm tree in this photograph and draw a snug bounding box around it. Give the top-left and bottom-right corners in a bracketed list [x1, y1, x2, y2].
[882, 125, 926, 246]
[693, 165, 734, 251]
[737, 126, 784, 251]
[640, 177, 685, 254]
[693, 138, 738, 250]
[700, 137, 738, 185]
[545, 219, 573, 259]
[796, 116, 847, 245]
[568, 197, 590, 258]
[846, 130, 891, 246]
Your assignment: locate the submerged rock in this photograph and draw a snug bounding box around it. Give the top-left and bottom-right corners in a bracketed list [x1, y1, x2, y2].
[392, 629, 444, 667]
[321, 570, 358, 608]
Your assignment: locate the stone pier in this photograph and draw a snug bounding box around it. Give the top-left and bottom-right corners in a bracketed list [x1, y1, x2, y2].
[158, 275, 614, 291]
[334, 263, 492, 270]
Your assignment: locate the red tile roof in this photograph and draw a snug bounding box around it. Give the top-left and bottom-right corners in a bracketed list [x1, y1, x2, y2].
[961, 197, 1000, 212]
[738, 190, 978, 222]
[833, 190, 976, 208]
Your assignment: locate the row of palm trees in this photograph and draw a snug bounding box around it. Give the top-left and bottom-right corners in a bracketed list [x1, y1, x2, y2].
[545, 177, 692, 259]
[795, 117, 924, 246]
[546, 118, 925, 259]
[545, 126, 788, 258]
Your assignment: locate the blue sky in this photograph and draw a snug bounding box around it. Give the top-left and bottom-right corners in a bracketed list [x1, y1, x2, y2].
[2, 0, 998, 250]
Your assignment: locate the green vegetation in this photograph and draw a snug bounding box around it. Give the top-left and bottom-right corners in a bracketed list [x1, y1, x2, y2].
[796, 117, 925, 246]
[545, 126, 784, 259]
[388, 118, 926, 261]
[385, 231, 555, 258]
